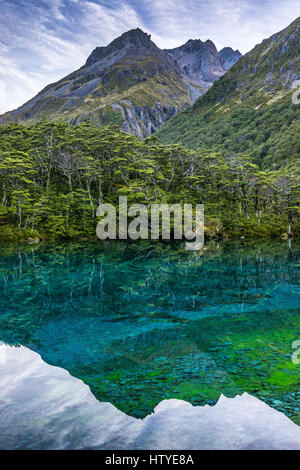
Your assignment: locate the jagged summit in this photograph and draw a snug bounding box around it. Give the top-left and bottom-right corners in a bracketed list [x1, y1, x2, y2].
[219, 46, 241, 55]
[0, 26, 242, 137]
[167, 38, 218, 54]
[155, 16, 300, 167]
[219, 47, 242, 70]
[166, 38, 241, 86]
[86, 28, 156, 66]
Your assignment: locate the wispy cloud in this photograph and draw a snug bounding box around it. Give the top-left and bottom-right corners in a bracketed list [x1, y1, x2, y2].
[142, 0, 300, 51]
[0, 0, 299, 113]
[0, 0, 146, 112]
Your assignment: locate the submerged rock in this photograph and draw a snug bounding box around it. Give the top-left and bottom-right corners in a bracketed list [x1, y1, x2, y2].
[27, 238, 40, 244]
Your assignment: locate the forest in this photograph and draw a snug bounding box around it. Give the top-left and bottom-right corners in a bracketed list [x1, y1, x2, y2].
[0, 120, 299, 242]
[156, 94, 300, 170]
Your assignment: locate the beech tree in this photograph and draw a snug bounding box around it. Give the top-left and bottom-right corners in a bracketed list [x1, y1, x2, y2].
[0, 121, 298, 241]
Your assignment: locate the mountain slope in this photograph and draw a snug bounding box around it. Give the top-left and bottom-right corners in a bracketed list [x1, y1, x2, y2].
[0, 28, 241, 137]
[156, 17, 300, 168]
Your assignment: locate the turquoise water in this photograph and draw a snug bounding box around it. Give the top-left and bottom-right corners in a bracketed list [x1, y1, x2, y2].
[0, 240, 300, 421]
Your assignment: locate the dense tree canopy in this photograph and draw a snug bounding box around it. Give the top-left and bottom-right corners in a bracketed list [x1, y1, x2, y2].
[155, 98, 300, 170]
[0, 121, 299, 242]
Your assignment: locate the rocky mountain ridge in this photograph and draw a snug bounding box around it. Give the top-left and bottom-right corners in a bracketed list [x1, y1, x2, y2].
[166, 39, 241, 88]
[156, 17, 300, 168]
[0, 28, 242, 137]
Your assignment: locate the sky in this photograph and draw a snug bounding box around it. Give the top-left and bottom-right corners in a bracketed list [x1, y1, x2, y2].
[0, 0, 299, 114]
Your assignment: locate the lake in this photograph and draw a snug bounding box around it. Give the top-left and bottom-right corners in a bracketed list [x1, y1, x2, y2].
[0, 239, 299, 425]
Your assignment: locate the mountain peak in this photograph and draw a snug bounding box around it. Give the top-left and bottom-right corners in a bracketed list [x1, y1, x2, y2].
[86, 28, 155, 66]
[219, 47, 242, 69]
[169, 38, 217, 53]
[114, 27, 152, 47]
[185, 38, 204, 45]
[0, 25, 243, 138]
[166, 38, 240, 86]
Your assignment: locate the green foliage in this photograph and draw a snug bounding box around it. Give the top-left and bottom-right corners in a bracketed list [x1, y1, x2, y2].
[155, 17, 300, 170]
[156, 98, 300, 169]
[100, 108, 124, 126]
[0, 121, 299, 241]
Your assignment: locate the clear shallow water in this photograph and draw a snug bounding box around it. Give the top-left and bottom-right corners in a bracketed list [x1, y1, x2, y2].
[0, 240, 300, 421]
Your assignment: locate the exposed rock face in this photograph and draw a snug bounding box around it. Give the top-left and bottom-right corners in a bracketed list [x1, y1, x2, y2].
[0, 28, 241, 137]
[155, 17, 300, 161]
[69, 100, 179, 139]
[86, 28, 159, 66]
[117, 101, 179, 139]
[166, 40, 241, 88]
[219, 47, 242, 70]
